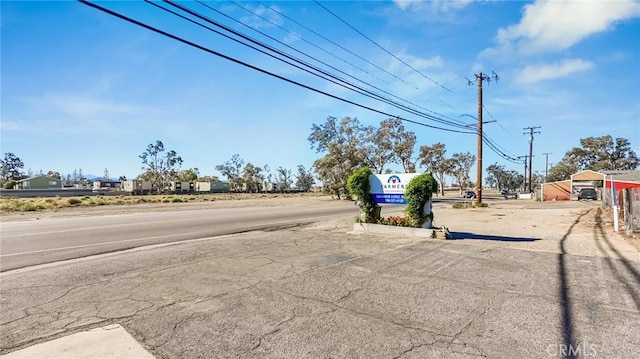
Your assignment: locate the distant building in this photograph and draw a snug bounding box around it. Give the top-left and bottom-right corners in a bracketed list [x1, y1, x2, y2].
[13, 176, 62, 190]
[541, 170, 640, 201]
[92, 181, 122, 191]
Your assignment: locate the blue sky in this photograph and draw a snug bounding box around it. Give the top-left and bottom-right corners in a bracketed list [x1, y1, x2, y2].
[2, 0, 639, 182]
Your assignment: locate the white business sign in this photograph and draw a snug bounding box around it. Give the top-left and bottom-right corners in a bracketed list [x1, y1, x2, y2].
[369, 173, 419, 204]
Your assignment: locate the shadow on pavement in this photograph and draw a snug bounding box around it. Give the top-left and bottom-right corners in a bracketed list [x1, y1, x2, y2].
[556, 209, 592, 359]
[594, 208, 640, 310]
[448, 232, 539, 242]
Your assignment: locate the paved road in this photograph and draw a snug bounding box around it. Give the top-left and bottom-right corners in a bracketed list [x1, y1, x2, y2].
[0, 202, 363, 271]
[1, 203, 638, 358]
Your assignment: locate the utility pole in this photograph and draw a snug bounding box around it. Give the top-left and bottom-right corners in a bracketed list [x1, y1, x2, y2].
[518, 155, 528, 192]
[467, 71, 498, 204]
[542, 152, 552, 181]
[523, 126, 541, 193]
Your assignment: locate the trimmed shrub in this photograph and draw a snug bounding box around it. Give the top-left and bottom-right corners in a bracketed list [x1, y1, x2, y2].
[347, 167, 380, 223]
[404, 173, 438, 228]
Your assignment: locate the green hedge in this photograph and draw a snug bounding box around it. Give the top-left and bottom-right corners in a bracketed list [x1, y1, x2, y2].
[347, 167, 380, 223]
[404, 172, 438, 227]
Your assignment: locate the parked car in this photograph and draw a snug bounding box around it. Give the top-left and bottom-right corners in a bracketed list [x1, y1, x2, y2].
[501, 189, 509, 196]
[578, 188, 597, 200]
[463, 191, 476, 198]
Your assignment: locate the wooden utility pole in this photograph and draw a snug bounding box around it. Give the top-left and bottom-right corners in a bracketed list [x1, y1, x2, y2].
[543, 152, 552, 181]
[518, 155, 528, 192]
[523, 126, 541, 193]
[467, 72, 498, 204]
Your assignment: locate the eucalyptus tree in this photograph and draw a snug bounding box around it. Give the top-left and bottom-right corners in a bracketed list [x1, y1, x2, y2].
[0, 152, 24, 182]
[295, 165, 315, 192]
[242, 163, 263, 193]
[547, 136, 639, 182]
[418, 142, 451, 196]
[450, 152, 476, 194]
[139, 140, 183, 193]
[309, 116, 369, 198]
[216, 154, 245, 192]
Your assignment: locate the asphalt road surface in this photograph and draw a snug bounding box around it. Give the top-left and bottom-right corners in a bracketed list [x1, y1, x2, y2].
[1, 201, 364, 271]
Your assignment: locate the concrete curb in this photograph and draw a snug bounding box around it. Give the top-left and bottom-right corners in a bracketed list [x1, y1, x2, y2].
[352, 222, 434, 238]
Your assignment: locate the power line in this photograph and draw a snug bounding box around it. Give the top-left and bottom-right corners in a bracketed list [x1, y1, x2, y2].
[152, 1, 474, 131]
[196, 0, 467, 128]
[482, 104, 515, 138]
[83, 0, 524, 161]
[79, 0, 474, 135]
[248, 0, 410, 86]
[226, 0, 388, 84]
[483, 136, 523, 164]
[313, 0, 454, 93]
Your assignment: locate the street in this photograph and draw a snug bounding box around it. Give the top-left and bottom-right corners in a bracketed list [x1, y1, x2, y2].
[0, 201, 360, 271]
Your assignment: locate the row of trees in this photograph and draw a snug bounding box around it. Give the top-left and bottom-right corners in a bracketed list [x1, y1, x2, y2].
[309, 117, 417, 199]
[309, 116, 478, 198]
[3, 133, 638, 194]
[214, 154, 315, 192]
[135, 141, 315, 192]
[417, 143, 476, 196]
[308, 118, 640, 197]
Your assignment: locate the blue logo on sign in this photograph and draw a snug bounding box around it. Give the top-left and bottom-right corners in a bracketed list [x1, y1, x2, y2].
[388, 175, 401, 184]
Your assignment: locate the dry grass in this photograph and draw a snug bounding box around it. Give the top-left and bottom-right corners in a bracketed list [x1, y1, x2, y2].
[0, 192, 326, 213]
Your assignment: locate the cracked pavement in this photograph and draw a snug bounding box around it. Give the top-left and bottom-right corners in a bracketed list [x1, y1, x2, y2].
[1, 202, 639, 358]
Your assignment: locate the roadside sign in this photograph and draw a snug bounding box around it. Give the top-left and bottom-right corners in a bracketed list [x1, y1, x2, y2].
[369, 173, 418, 204]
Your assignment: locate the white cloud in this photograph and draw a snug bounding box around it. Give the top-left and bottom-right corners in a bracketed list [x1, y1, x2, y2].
[387, 53, 444, 74]
[18, 93, 149, 117]
[3, 93, 157, 135]
[515, 58, 594, 84]
[239, 4, 284, 30]
[393, 0, 473, 12]
[495, 0, 640, 54]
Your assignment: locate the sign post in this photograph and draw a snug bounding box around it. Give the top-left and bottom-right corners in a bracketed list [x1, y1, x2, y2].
[611, 176, 618, 232]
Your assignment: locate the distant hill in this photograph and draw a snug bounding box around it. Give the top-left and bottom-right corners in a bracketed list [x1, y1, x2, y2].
[86, 175, 120, 182]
